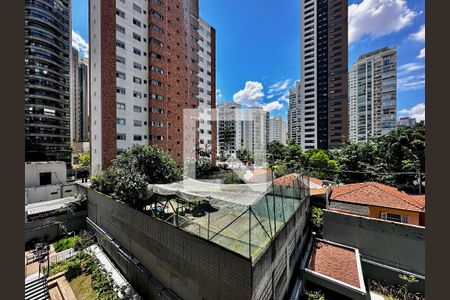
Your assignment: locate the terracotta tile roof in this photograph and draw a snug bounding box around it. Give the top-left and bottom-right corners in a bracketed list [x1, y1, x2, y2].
[330, 182, 426, 212]
[273, 173, 326, 190]
[307, 240, 361, 289]
[310, 188, 328, 196]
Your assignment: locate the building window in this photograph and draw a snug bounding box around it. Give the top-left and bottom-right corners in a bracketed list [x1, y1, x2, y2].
[150, 52, 163, 60]
[133, 3, 142, 13]
[116, 9, 125, 18]
[150, 23, 164, 33]
[381, 212, 409, 224]
[133, 48, 141, 55]
[151, 108, 164, 114]
[133, 18, 141, 27]
[151, 93, 164, 100]
[133, 106, 142, 113]
[133, 91, 142, 98]
[150, 79, 164, 87]
[150, 38, 164, 47]
[133, 62, 142, 70]
[152, 135, 164, 141]
[39, 172, 51, 186]
[117, 118, 126, 125]
[116, 56, 126, 64]
[150, 65, 164, 74]
[150, 10, 163, 20]
[116, 24, 125, 34]
[116, 87, 126, 95]
[134, 135, 143, 141]
[134, 120, 142, 127]
[116, 40, 125, 49]
[117, 134, 126, 140]
[116, 71, 126, 79]
[151, 121, 164, 127]
[117, 102, 126, 110]
[133, 33, 141, 42]
[133, 77, 142, 84]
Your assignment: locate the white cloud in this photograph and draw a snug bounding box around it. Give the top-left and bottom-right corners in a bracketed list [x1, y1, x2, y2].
[216, 89, 223, 101]
[233, 81, 265, 107]
[349, 0, 418, 43]
[398, 62, 424, 74]
[262, 101, 284, 112]
[267, 79, 291, 97]
[410, 25, 425, 42]
[399, 103, 425, 121]
[72, 30, 89, 57]
[398, 74, 425, 91]
[417, 47, 425, 59]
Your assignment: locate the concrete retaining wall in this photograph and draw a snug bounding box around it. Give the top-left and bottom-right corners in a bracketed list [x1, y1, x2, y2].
[323, 209, 425, 276]
[84, 187, 253, 300]
[25, 211, 86, 244]
[25, 184, 79, 205]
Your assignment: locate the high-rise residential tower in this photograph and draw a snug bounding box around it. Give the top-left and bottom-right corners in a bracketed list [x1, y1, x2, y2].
[25, 0, 72, 163]
[288, 81, 301, 145]
[218, 102, 242, 157]
[300, 0, 348, 150]
[78, 57, 90, 142]
[90, 0, 210, 172]
[197, 18, 217, 160]
[269, 116, 288, 145]
[348, 47, 397, 142]
[241, 108, 268, 154]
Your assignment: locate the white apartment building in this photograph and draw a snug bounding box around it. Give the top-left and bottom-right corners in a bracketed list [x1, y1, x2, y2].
[197, 18, 215, 153]
[269, 116, 288, 145]
[349, 47, 397, 142]
[288, 81, 301, 145]
[241, 108, 267, 154]
[218, 102, 242, 157]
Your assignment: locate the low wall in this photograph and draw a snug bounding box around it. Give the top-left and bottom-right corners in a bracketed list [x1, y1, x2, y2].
[25, 211, 86, 245]
[323, 210, 425, 276]
[83, 187, 253, 300]
[25, 184, 79, 205]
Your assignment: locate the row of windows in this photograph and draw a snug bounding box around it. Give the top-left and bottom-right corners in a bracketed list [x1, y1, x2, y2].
[117, 134, 164, 141]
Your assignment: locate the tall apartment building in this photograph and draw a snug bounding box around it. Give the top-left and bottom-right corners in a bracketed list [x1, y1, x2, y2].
[218, 102, 242, 157]
[78, 57, 90, 141]
[242, 108, 268, 154]
[90, 0, 209, 172]
[349, 47, 397, 142]
[398, 116, 416, 128]
[269, 116, 288, 145]
[288, 81, 302, 145]
[197, 18, 216, 160]
[25, 0, 72, 163]
[70, 47, 79, 144]
[300, 0, 348, 150]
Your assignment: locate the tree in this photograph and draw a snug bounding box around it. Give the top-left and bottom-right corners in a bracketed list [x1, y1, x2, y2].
[237, 147, 252, 165]
[282, 140, 305, 173]
[307, 150, 338, 180]
[93, 145, 182, 210]
[305, 290, 325, 300]
[310, 207, 324, 236]
[266, 141, 285, 167]
[78, 151, 90, 167]
[399, 274, 418, 300]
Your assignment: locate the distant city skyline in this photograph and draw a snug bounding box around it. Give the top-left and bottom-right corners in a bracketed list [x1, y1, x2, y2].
[72, 0, 425, 122]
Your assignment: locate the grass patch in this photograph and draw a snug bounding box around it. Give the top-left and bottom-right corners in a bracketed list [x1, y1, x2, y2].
[68, 273, 97, 300]
[52, 235, 80, 252]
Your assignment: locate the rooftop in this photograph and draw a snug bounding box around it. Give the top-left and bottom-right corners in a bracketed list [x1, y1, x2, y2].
[330, 182, 425, 212]
[306, 239, 363, 290]
[26, 196, 78, 215]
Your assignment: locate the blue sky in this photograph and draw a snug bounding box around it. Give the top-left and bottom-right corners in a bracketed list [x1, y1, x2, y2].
[72, 0, 425, 122]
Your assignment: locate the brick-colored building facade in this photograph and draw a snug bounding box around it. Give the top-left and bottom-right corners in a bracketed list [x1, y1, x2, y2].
[90, 0, 215, 172]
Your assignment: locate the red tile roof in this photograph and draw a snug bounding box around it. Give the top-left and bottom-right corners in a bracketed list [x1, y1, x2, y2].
[307, 240, 361, 288]
[273, 173, 326, 189]
[330, 182, 425, 212]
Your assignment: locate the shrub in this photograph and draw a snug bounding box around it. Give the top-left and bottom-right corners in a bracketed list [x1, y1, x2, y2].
[65, 261, 82, 280]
